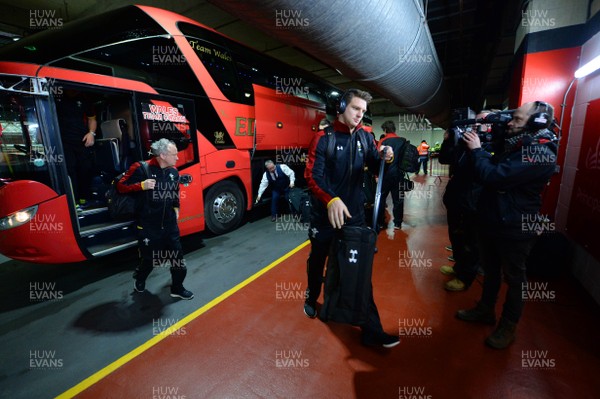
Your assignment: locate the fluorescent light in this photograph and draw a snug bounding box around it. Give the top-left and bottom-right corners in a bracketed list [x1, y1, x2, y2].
[574, 55, 600, 78]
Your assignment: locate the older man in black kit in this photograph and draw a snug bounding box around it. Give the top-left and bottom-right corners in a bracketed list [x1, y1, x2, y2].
[457, 101, 557, 349]
[303, 88, 399, 348]
[118, 138, 193, 300]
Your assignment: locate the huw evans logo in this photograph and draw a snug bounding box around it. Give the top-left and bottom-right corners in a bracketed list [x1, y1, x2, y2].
[398, 114, 429, 131]
[401, 182, 433, 200]
[152, 318, 187, 336]
[521, 9, 556, 27]
[522, 77, 549, 96]
[29, 213, 63, 233]
[275, 77, 309, 97]
[275, 281, 307, 301]
[152, 386, 187, 399]
[40, 78, 64, 96]
[275, 350, 309, 368]
[275, 214, 309, 232]
[29, 10, 63, 29]
[152, 46, 186, 65]
[30, 145, 64, 166]
[399, 386, 432, 399]
[275, 9, 309, 28]
[276, 146, 307, 166]
[521, 214, 555, 235]
[30, 282, 63, 302]
[151, 250, 186, 268]
[399, 318, 433, 338]
[521, 350, 556, 369]
[29, 350, 63, 370]
[398, 250, 432, 268]
[522, 281, 556, 302]
[399, 46, 433, 64]
[521, 146, 556, 165]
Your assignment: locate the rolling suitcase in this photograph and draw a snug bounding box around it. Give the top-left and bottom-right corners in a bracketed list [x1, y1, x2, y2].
[320, 157, 385, 325]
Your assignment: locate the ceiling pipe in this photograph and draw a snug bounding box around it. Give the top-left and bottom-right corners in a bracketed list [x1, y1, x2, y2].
[208, 0, 451, 127]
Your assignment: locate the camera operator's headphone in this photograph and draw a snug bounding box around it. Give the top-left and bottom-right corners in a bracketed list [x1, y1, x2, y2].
[337, 88, 359, 114]
[526, 101, 554, 130]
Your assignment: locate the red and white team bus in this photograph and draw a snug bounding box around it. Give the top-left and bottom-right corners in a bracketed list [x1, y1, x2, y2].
[0, 5, 338, 263]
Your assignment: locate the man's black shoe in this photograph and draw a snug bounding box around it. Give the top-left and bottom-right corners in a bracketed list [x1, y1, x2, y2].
[362, 332, 400, 348]
[303, 301, 317, 319]
[134, 280, 145, 293]
[456, 302, 496, 325]
[170, 288, 194, 300]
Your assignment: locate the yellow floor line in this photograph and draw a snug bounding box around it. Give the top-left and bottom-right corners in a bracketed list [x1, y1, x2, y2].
[56, 240, 310, 399]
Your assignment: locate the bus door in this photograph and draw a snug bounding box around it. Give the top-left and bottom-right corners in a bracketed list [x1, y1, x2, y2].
[71, 90, 201, 258]
[46, 82, 144, 259]
[134, 93, 203, 237]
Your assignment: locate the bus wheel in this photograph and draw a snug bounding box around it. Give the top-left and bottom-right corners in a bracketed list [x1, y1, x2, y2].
[204, 181, 245, 234]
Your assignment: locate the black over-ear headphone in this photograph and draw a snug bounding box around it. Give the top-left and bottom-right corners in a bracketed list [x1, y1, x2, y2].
[526, 100, 553, 130]
[337, 88, 359, 114]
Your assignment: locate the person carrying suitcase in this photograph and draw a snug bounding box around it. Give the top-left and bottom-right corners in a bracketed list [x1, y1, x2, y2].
[303, 88, 399, 348]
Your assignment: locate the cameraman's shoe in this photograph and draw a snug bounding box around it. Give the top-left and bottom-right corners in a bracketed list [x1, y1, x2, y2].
[456, 302, 496, 325]
[440, 265, 455, 276]
[445, 278, 466, 291]
[485, 318, 517, 349]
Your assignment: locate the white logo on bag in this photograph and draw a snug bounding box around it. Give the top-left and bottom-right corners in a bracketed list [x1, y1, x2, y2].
[349, 249, 358, 263]
[336, 146, 344, 151]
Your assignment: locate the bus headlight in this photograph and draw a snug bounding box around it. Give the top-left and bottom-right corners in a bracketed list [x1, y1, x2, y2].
[0, 205, 38, 230]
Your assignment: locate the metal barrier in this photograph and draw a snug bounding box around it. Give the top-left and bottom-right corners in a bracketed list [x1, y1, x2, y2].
[428, 154, 449, 184]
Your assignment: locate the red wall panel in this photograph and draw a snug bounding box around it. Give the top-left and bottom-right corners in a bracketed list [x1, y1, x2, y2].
[567, 98, 600, 260]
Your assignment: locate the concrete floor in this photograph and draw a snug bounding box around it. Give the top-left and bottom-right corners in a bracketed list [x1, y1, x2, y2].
[0, 205, 307, 399]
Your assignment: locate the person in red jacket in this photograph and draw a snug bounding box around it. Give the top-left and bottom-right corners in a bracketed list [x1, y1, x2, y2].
[303, 88, 399, 348]
[416, 140, 430, 174]
[117, 138, 193, 300]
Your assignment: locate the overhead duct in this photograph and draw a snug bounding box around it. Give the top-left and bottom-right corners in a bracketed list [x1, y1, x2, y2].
[208, 0, 451, 127]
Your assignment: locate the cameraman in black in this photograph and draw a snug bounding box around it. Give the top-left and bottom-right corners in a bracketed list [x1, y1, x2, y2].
[438, 111, 492, 291]
[457, 101, 557, 349]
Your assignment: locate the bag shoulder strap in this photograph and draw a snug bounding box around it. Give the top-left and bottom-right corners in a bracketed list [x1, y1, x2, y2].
[325, 126, 336, 160]
[356, 128, 370, 159]
[140, 161, 150, 179]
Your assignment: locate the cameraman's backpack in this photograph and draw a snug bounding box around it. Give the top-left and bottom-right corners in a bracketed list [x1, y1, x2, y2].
[398, 140, 419, 173]
[106, 161, 149, 221]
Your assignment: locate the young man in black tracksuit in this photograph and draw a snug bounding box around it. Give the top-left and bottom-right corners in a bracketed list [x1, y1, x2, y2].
[377, 120, 408, 230]
[117, 138, 193, 300]
[457, 101, 557, 348]
[303, 89, 399, 348]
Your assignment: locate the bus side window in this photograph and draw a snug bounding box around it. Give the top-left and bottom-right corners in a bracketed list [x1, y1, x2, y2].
[189, 39, 241, 103]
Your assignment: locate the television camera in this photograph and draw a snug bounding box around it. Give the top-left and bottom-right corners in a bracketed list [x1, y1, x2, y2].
[449, 107, 514, 148]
